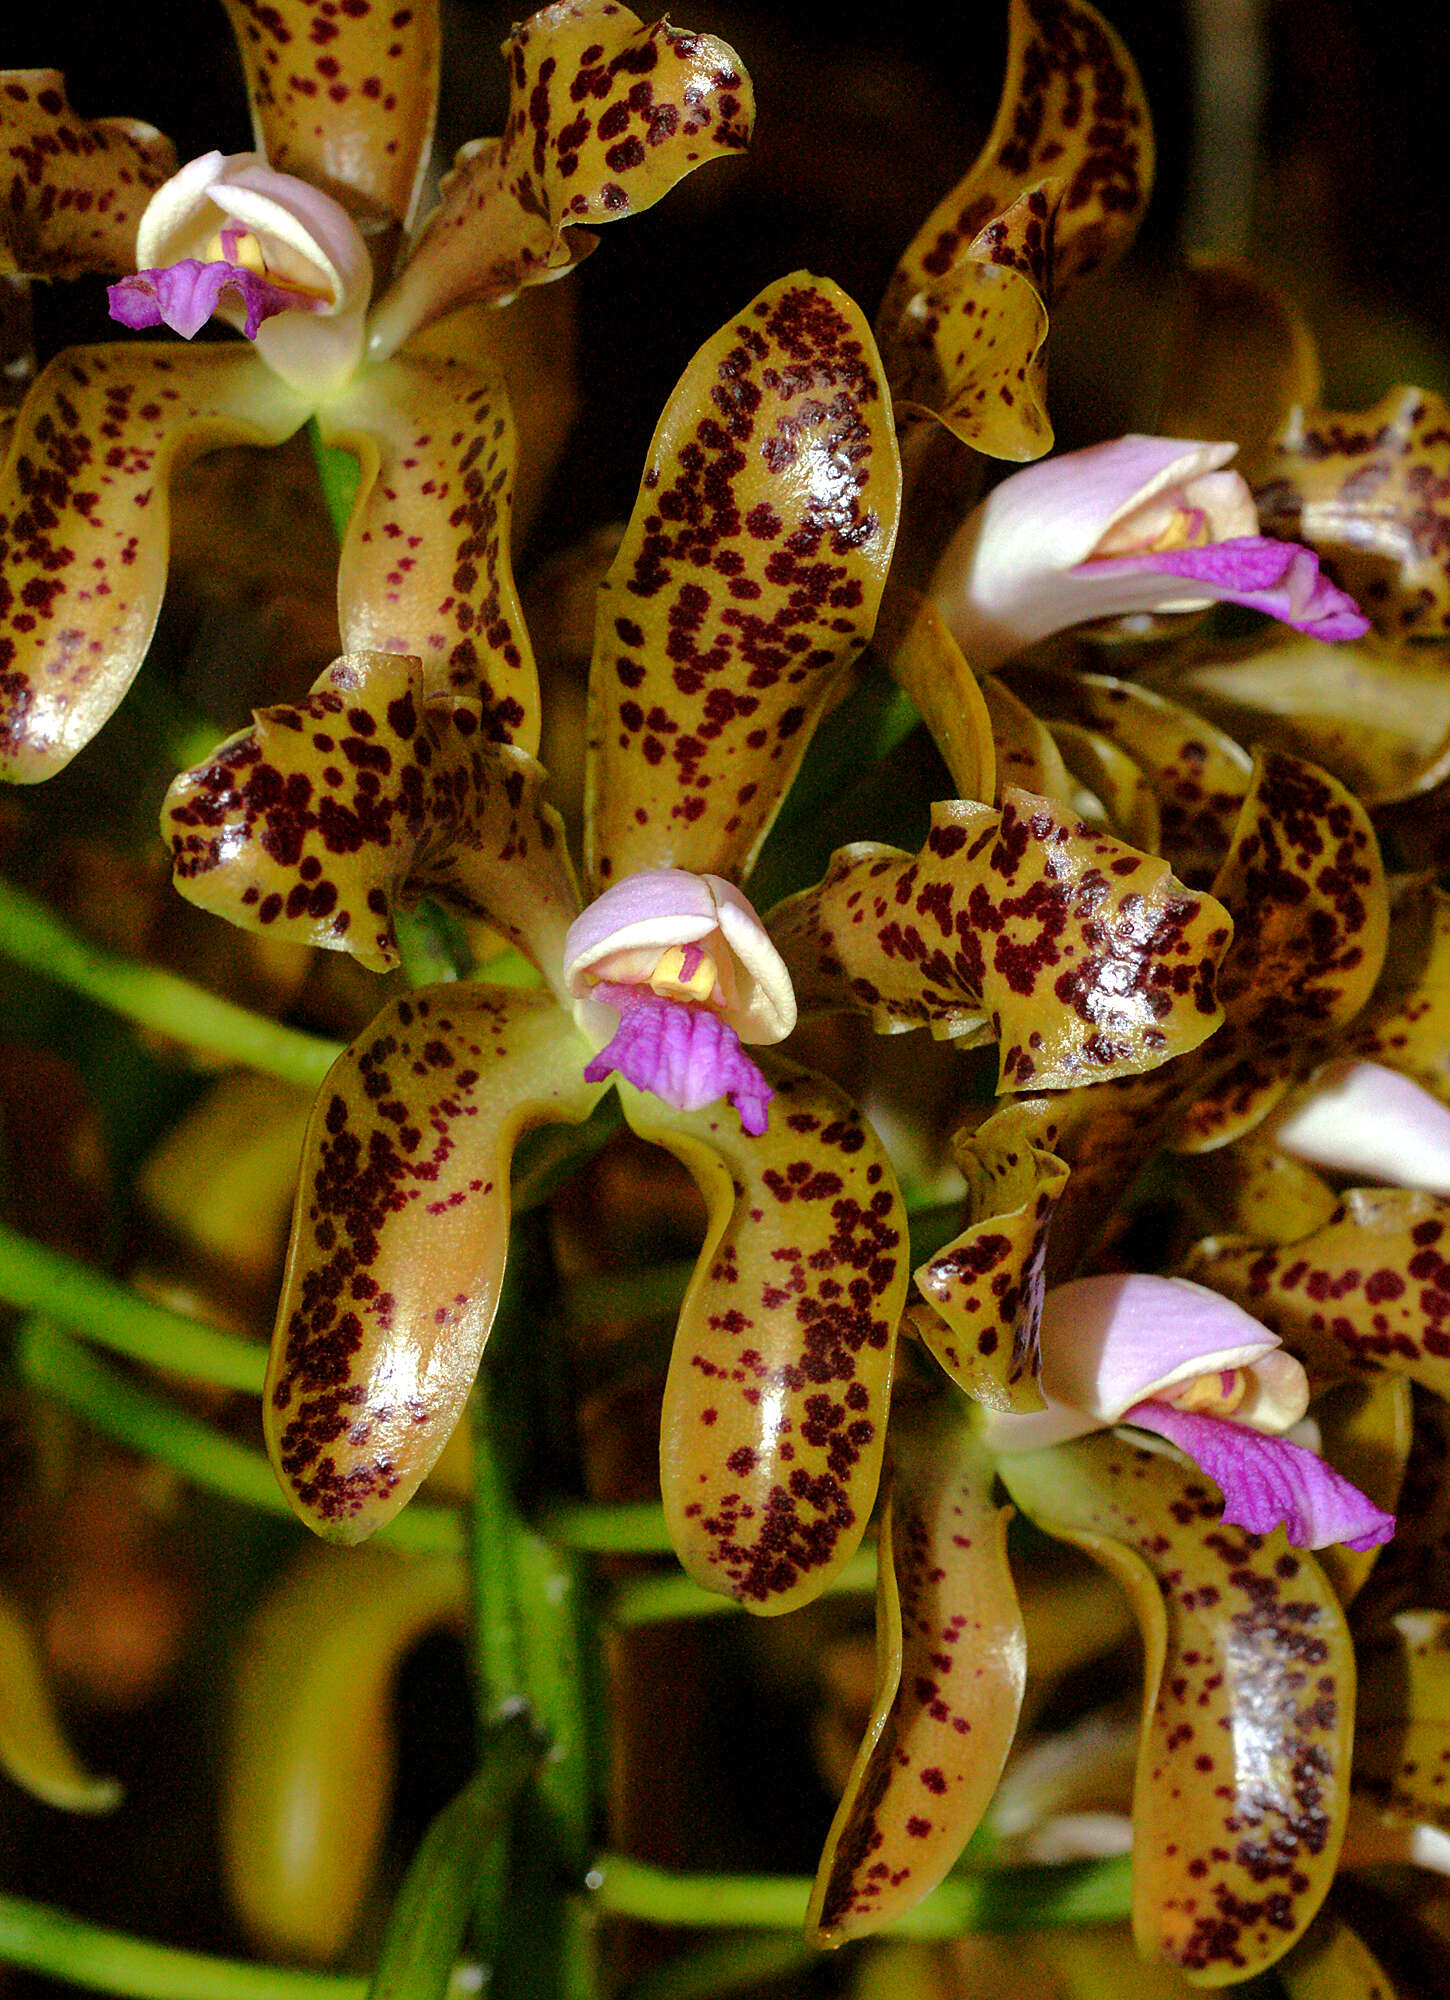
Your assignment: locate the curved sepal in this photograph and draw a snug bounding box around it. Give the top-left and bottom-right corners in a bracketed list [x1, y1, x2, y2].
[1047, 719, 1162, 855]
[319, 353, 539, 744]
[874, 585, 996, 804]
[265, 989, 606, 1541]
[1182, 1189, 1450, 1401]
[1170, 752, 1388, 1151]
[0, 1588, 121, 1813]
[999, 1432, 1355, 1985]
[366, 0, 752, 355]
[912, 1123, 1067, 1411]
[1355, 1610, 1450, 1831]
[586, 273, 900, 888]
[0, 343, 307, 781]
[624, 1060, 906, 1614]
[0, 72, 176, 279]
[980, 676, 1079, 808]
[768, 791, 1232, 1091]
[1279, 1916, 1403, 2000]
[220, 0, 439, 230]
[807, 1404, 1025, 1945]
[1346, 881, 1450, 1104]
[1157, 264, 1322, 471]
[165, 652, 580, 979]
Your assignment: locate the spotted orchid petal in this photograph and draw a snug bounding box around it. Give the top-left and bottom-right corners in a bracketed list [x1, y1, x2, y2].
[366, 0, 752, 358]
[585, 272, 900, 889]
[0, 344, 308, 782]
[877, 0, 1152, 461]
[1000, 1434, 1355, 1979]
[768, 791, 1232, 1091]
[622, 1061, 907, 1614]
[1272, 1059, 1450, 1195]
[219, 0, 439, 232]
[978, 675, 1080, 808]
[929, 436, 1366, 675]
[317, 352, 538, 738]
[807, 1405, 1025, 1945]
[163, 652, 580, 982]
[582, 987, 772, 1134]
[1357, 1610, 1450, 1832]
[1347, 880, 1450, 1105]
[266, 988, 607, 1542]
[0, 71, 177, 279]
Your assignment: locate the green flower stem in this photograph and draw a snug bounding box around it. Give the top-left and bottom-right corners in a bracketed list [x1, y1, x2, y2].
[19, 1322, 463, 1558]
[537, 1500, 673, 1553]
[588, 1854, 1134, 1936]
[0, 879, 341, 1090]
[607, 1545, 876, 1629]
[620, 1935, 819, 2000]
[308, 420, 362, 540]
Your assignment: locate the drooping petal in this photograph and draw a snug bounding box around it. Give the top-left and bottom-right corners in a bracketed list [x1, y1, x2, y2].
[585, 273, 900, 889]
[219, 0, 440, 231]
[266, 989, 607, 1542]
[108, 257, 304, 340]
[582, 986, 773, 1134]
[768, 791, 1232, 1090]
[999, 1431, 1356, 1982]
[0, 1588, 121, 1813]
[0, 71, 176, 279]
[366, 0, 752, 356]
[1081, 536, 1368, 642]
[1272, 1059, 1450, 1195]
[0, 343, 308, 782]
[318, 353, 538, 742]
[624, 1059, 907, 1614]
[1124, 1400, 1393, 1551]
[807, 1405, 1025, 1945]
[163, 652, 580, 982]
[873, 585, 997, 805]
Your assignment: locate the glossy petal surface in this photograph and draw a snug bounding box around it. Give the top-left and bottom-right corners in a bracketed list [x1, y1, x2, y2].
[807, 1407, 1024, 1944]
[769, 791, 1231, 1090]
[320, 353, 538, 743]
[626, 1061, 906, 1614]
[586, 274, 900, 888]
[220, 0, 439, 229]
[0, 71, 176, 279]
[0, 344, 306, 781]
[1356, 1610, 1450, 1831]
[1000, 1433, 1354, 1985]
[266, 988, 606, 1542]
[165, 652, 579, 979]
[366, 0, 751, 354]
[912, 1122, 1067, 1411]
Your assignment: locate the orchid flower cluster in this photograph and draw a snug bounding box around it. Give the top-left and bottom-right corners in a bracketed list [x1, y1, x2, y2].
[3, 0, 1450, 1994]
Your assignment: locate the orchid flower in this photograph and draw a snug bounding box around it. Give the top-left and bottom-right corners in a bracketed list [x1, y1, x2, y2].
[981, 1273, 1394, 1551]
[929, 434, 1369, 673]
[0, 0, 754, 780]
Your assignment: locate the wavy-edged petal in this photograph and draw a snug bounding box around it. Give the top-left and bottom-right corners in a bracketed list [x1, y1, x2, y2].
[585, 273, 900, 889]
[0, 71, 176, 279]
[0, 343, 307, 781]
[999, 1431, 1355, 1984]
[366, 0, 752, 356]
[624, 1059, 906, 1614]
[807, 1404, 1024, 1945]
[583, 988, 773, 1133]
[911, 1122, 1067, 1412]
[1081, 537, 1367, 642]
[219, 0, 439, 231]
[768, 790, 1232, 1091]
[1297, 1376, 1410, 1607]
[266, 988, 607, 1542]
[164, 652, 580, 980]
[319, 352, 538, 744]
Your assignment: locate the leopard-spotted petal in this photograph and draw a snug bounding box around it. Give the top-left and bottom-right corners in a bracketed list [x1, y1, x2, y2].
[768, 791, 1232, 1091]
[0, 71, 177, 278]
[1355, 1610, 1450, 1832]
[164, 652, 579, 979]
[807, 1404, 1024, 1945]
[319, 352, 538, 743]
[622, 1060, 906, 1615]
[585, 273, 900, 889]
[999, 1432, 1354, 1985]
[365, 0, 752, 357]
[266, 988, 607, 1542]
[0, 343, 308, 781]
[219, 0, 439, 231]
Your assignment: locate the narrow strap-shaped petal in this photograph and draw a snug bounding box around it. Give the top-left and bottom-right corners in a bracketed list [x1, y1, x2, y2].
[0, 71, 176, 279]
[366, 1, 752, 356]
[0, 342, 308, 781]
[807, 1405, 1024, 1945]
[266, 988, 606, 1542]
[318, 353, 539, 746]
[1356, 1609, 1450, 1831]
[999, 1432, 1355, 1982]
[768, 791, 1232, 1090]
[622, 1058, 907, 1614]
[873, 585, 996, 805]
[219, 0, 439, 230]
[165, 652, 580, 982]
[585, 273, 900, 889]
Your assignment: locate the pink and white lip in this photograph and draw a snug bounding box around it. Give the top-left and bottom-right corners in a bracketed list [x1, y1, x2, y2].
[929, 433, 1369, 671]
